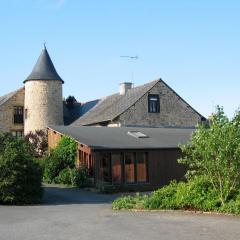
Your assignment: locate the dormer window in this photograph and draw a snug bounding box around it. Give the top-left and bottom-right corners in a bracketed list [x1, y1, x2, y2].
[148, 94, 160, 113]
[13, 106, 24, 124]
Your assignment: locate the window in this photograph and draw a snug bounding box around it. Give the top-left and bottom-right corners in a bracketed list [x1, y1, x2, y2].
[99, 153, 111, 182]
[148, 94, 160, 113]
[11, 130, 23, 138]
[25, 109, 28, 119]
[136, 152, 148, 182]
[125, 153, 135, 183]
[13, 106, 24, 124]
[98, 152, 149, 185]
[112, 153, 122, 183]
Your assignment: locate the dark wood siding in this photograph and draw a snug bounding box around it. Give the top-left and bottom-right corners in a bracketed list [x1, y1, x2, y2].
[148, 149, 186, 189]
[95, 148, 187, 191]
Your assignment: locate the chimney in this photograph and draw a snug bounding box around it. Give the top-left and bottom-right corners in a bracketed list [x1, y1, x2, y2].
[119, 82, 133, 95]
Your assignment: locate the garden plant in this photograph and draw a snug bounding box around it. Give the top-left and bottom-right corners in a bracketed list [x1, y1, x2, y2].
[113, 107, 240, 214]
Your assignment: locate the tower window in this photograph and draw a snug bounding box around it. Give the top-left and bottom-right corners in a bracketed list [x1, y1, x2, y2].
[13, 106, 24, 124]
[148, 94, 160, 113]
[25, 109, 28, 119]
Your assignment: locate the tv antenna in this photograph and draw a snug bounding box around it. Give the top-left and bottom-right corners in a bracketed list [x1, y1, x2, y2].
[120, 55, 139, 60]
[120, 55, 139, 84]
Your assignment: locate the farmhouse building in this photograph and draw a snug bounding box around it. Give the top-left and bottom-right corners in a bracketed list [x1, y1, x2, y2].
[0, 47, 206, 190]
[48, 125, 192, 190]
[0, 47, 205, 136]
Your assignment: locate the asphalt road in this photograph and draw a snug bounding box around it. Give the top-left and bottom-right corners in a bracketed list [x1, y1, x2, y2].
[0, 186, 240, 240]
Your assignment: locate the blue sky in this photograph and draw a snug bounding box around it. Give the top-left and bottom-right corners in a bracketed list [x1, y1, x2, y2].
[0, 0, 240, 118]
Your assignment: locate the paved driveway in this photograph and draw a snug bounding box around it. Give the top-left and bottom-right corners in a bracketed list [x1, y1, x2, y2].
[0, 185, 240, 240]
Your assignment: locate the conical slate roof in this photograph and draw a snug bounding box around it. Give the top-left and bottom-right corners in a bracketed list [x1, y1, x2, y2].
[24, 47, 64, 83]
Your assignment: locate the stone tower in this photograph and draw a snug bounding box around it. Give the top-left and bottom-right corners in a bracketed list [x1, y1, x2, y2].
[24, 46, 64, 134]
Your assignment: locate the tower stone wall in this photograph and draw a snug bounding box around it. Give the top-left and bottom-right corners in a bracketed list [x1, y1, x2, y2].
[24, 80, 63, 134]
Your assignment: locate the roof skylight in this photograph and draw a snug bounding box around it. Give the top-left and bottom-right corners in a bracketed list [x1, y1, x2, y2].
[127, 131, 149, 138]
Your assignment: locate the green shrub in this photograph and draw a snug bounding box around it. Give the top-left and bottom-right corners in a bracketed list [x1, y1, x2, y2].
[53, 136, 77, 168]
[219, 196, 240, 214]
[36, 156, 47, 173]
[43, 135, 77, 184]
[112, 195, 137, 210]
[0, 133, 43, 204]
[71, 165, 90, 188]
[112, 193, 145, 210]
[55, 168, 72, 185]
[112, 177, 223, 212]
[144, 181, 179, 209]
[176, 176, 220, 211]
[179, 106, 240, 206]
[43, 154, 63, 183]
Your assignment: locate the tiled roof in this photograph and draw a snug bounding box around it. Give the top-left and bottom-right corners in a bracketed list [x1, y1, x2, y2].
[49, 125, 194, 150]
[63, 100, 100, 125]
[0, 88, 24, 107]
[71, 79, 159, 126]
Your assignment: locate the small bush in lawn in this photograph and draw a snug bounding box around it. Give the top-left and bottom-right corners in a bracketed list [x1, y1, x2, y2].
[0, 133, 43, 204]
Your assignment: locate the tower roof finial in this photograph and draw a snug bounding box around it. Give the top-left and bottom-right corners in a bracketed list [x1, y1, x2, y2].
[43, 41, 47, 49]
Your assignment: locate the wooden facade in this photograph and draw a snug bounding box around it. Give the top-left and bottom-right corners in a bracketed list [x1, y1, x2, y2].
[93, 149, 186, 191]
[48, 128, 187, 191]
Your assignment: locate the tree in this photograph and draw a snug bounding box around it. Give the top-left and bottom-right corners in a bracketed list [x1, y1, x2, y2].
[179, 106, 240, 205]
[0, 133, 43, 204]
[25, 130, 48, 157]
[66, 96, 77, 109]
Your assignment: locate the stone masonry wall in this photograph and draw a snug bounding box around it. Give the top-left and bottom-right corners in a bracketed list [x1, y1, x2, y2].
[24, 80, 63, 134]
[118, 80, 202, 127]
[0, 88, 25, 132]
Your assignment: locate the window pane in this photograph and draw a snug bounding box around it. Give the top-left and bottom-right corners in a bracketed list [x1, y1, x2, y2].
[137, 153, 148, 182]
[99, 153, 111, 182]
[148, 95, 159, 113]
[149, 97, 158, 101]
[112, 153, 122, 183]
[125, 153, 135, 183]
[14, 106, 24, 124]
